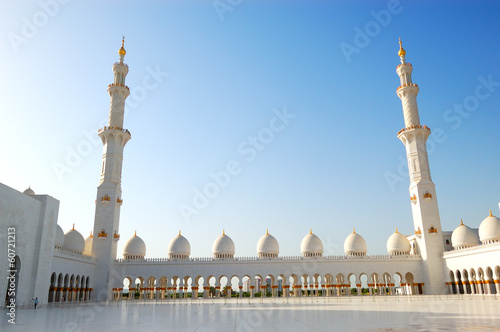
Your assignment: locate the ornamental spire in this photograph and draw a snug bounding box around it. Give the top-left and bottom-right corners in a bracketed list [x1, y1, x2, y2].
[398, 37, 406, 64]
[118, 36, 126, 63]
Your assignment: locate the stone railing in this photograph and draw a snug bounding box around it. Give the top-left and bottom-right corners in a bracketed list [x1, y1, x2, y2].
[115, 254, 420, 264]
[397, 124, 430, 136]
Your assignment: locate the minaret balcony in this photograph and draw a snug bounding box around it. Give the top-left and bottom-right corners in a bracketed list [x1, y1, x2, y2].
[396, 83, 418, 92]
[98, 126, 131, 136]
[397, 124, 430, 136]
[396, 62, 412, 69]
[108, 83, 129, 89]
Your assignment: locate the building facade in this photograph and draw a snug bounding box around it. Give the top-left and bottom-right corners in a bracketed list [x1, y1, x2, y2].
[1, 39, 499, 307]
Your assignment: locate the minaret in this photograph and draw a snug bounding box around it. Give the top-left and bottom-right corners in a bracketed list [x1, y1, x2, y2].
[396, 39, 446, 294]
[91, 37, 131, 300]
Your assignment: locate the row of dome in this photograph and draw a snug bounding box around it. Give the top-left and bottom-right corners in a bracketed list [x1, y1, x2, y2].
[450, 210, 500, 248]
[55, 211, 500, 258]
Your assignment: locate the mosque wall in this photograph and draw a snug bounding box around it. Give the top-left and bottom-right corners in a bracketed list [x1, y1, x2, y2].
[113, 256, 424, 291]
[0, 183, 59, 307]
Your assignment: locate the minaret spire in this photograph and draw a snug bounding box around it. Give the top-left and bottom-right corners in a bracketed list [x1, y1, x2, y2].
[398, 37, 406, 64]
[396, 39, 445, 294]
[91, 37, 132, 300]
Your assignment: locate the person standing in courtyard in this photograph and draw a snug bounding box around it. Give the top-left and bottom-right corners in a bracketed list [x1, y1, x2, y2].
[33, 297, 38, 309]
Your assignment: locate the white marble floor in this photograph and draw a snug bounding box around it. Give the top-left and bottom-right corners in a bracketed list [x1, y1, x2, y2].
[2, 295, 499, 331]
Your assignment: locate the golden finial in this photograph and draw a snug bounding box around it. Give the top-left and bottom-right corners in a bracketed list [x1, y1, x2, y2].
[72, 223, 75, 230]
[398, 37, 406, 57]
[460, 219, 464, 226]
[90, 231, 93, 238]
[395, 227, 399, 233]
[309, 228, 312, 234]
[489, 209, 493, 217]
[178, 229, 181, 236]
[353, 227, 356, 234]
[134, 230, 137, 237]
[118, 36, 126, 56]
[222, 229, 225, 236]
[266, 229, 269, 235]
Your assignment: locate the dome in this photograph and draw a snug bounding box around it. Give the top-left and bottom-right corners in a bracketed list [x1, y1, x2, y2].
[168, 231, 191, 259]
[83, 232, 93, 256]
[257, 230, 279, 258]
[344, 229, 367, 256]
[212, 230, 235, 259]
[23, 187, 35, 195]
[478, 210, 500, 244]
[301, 229, 323, 257]
[451, 220, 479, 249]
[55, 224, 64, 249]
[123, 232, 146, 259]
[386, 228, 411, 255]
[63, 225, 85, 254]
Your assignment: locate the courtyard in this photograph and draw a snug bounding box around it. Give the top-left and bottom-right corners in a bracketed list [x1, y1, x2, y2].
[2, 295, 499, 331]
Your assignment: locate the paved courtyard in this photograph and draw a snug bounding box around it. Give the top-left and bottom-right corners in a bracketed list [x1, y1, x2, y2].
[2, 295, 499, 331]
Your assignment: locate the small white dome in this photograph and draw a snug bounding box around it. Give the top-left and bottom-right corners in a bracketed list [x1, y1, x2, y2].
[123, 232, 146, 259]
[451, 220, 479, 249]
[386, 228, 411, 255]
[257, 230, 279, 258]
[83, 232, 93, 256]
[301, 230, 323, 257]
[63, 226, 85, 254]
[55, 224, 64, 248]
[478, 210, 500, 244]
[212, 230, 235, 259]
[23, 187, 35, 195]
[168, 231, 191, 259]
[344, 229, 367, 256]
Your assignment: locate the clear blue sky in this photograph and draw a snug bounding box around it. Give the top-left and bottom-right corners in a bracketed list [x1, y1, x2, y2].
[1, 0, 500, 258]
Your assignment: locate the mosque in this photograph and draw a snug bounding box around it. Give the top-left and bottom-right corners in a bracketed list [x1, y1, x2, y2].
[1, 39, 499, 308]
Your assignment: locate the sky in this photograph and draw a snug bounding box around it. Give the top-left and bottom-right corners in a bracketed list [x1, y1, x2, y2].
[1, 0, 500, 259]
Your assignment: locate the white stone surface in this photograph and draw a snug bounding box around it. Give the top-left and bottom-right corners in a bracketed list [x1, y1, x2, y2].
[1, 296, 498, 331]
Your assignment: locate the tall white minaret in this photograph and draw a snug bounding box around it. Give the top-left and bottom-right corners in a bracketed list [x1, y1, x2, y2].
[396, 39, 446, 294]
[91, 38, 131, 300]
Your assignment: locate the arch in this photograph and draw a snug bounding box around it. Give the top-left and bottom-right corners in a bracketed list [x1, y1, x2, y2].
[477, 268, 485, 294]
[360, 273, 369, 295]
[229, 275, 240, 297]
[405, 272, 414, 295]
[48, 272, 57, 302]
[486, 266, 496, 294]
[449, 270, 457, 294]
[455, 270, 464, 294]
[462, 269, 471, 294]
[241, 275, 251, 297]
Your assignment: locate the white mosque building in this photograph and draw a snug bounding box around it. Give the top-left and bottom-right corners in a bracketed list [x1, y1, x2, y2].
[1, 39, 499, 307]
